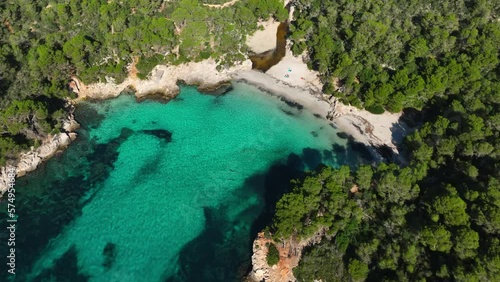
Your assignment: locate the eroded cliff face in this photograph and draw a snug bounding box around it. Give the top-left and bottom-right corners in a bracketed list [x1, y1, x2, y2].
[0, 103, 80, 196]
[249, 232, 297, 282]
[248, 230, 327, 282]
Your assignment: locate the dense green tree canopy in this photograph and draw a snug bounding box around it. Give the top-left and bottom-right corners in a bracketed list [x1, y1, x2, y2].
[269, 1, 500, 281]
[290, 0, 500, 114]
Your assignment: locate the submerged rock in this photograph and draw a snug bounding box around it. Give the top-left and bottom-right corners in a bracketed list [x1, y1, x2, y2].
[140, 129, 173, 142]
[102, 242, 117, 269]
[197, 81, 233, 96]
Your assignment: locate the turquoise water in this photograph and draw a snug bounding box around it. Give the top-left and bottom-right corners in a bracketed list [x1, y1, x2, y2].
[0, 83, 369, 281]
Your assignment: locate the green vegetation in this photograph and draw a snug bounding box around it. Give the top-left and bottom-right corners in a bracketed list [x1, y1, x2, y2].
[266, 243, 280, 266]
[273, 135, 499, 281]
[0, 0, 286, 166]
[267, 1, 500, 281]
[0, 99, 67, 165]
[290, 0, 500, 113]
[2, 0, 499, 279]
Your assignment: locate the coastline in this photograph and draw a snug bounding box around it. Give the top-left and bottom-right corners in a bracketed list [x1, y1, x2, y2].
[0, 14, 408, 195]
[233, 68, 406, 161]
[0, 22, 411, 282]
[233, 70, 330, 118]
[73, 59, 252, 101]
[0, 102, 80, 195]
[0, 54, 407, 195]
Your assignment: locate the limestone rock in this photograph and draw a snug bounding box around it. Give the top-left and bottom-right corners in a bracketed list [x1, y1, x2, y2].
[247, 229, 330, 282]
[0, 114, 80, 196]
[0, 166, 16, 195]
[63, 117, 80, 132]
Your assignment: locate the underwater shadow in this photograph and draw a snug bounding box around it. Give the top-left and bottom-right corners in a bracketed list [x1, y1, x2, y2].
[32, 245, 90, 282]
[164, 148, 336, 282]
[0, 126, 133, 281]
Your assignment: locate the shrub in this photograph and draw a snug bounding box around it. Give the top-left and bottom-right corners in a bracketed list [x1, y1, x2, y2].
[365, 104, 385, 114]
[267, 243, 280, 266]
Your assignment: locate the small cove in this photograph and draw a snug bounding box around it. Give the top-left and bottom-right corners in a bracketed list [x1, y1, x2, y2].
[1, 83, 370, 282]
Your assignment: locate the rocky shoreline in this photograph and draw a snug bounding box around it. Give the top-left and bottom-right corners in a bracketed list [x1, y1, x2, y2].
[0, 57, 410, 281]
[247, 229, 329, 282]
[72, 59, 252, 101]
[0, 58, 251, 197]
[0, 100, 80, 196]
[0, 55, 408, 196]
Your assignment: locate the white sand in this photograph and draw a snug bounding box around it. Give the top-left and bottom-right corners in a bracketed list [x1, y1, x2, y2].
[247, 49, 407, 158]
[202, 0, 239, 9]
[266, 50, 323, 92]
[246, 19, 280, 54]
[233, 70, 331, 118]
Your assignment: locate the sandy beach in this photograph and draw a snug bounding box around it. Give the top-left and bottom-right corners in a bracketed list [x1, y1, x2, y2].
[246, 19, 281, 54]
[233, 70, 330, 117]
[1, 14, 409, 195]
[239, 46, 405, 158]
[265, 49, 323, 92]
[244, 21, 405, 156]
[232, 68, 405, 159]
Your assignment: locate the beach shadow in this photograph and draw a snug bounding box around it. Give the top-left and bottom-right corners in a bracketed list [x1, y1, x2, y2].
[302, 148, 323, 168]
[74, 102, 105, 129]
[390, 108, 421, 158]
[165, 142, 373, 282]
[390, 121, 410, 146]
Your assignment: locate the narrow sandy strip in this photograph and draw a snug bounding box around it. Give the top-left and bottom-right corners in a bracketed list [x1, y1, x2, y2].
[202, 0, 239, 9]
[233, 70, 330, 117]
[233, 69, 407, 162]
[332, 106, 407, 152]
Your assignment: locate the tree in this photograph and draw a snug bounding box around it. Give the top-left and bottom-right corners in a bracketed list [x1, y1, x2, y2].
[348, 259, 369, 281]
[355, 165, 373, 190]
[453, 228, 479, 259]
[421, 225, 452, 252]
[0, 136, 20, 165]
[429, 186, 469, 226]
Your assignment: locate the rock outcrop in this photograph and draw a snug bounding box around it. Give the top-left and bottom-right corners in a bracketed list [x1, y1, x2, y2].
[0, 104, 80, 196]
[248, 230, 328, 282]
[74, 59, 252, 101]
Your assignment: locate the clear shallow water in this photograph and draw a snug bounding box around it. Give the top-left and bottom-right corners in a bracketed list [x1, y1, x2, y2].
[0, 83, 369, 282]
